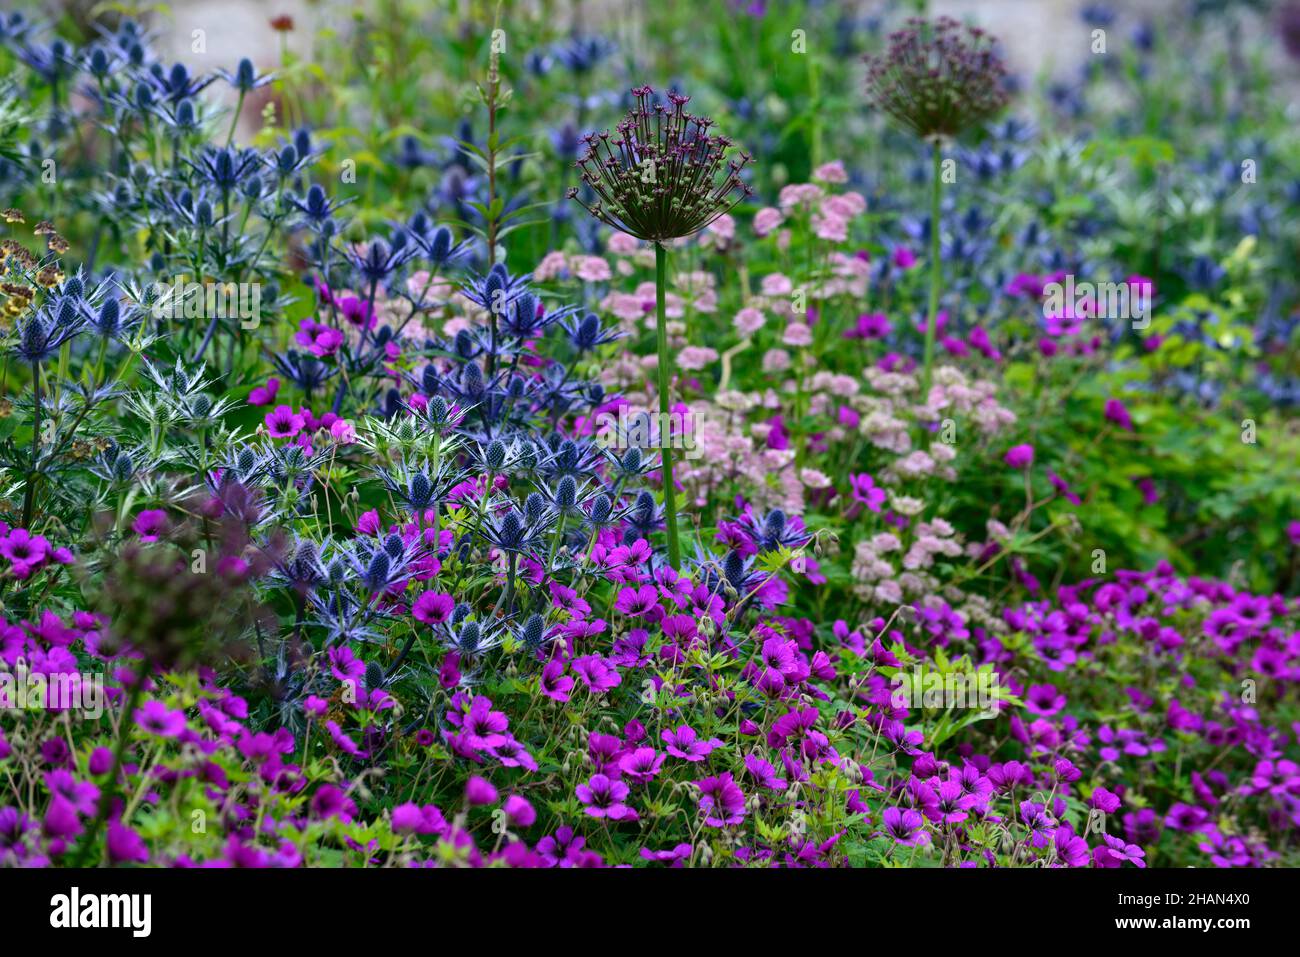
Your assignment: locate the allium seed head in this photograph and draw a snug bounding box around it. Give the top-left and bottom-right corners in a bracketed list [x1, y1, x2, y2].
[569, 86, 753, 243]
[864, 18, 1011, 141]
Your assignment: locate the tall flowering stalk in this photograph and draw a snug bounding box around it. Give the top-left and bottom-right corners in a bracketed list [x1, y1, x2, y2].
[568, 86, 752, 567]
[864, 18, 1009, 401]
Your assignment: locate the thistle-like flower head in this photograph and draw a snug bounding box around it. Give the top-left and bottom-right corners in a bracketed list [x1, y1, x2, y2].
[567, 86, 753, 243]
[864, 18, 1011, 142]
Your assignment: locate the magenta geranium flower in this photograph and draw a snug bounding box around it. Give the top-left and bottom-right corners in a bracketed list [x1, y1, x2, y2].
[1094, 833, 1146, 868]
[1104, 397, 1133, 431]
[45, 770, 99, 816]
[1047, 470, 1081, 505]
[844, 311, 891, 340]
[248, 376, 280, 406]
[0, 528, 50, 578]
[744, 754, 788, 791]
[1053, 825, 1089, 867]
[131, 509, 167, 543]
[934, 780, 977, 824]
[43, 795, 83, 840]
[461, 696, 510, 750]
[106, 821, 150, 864]
[1024, 684, 1066, 716]
[640, 843, 693, 866]
[1088, 786, 1121, 813]
[614, 584, 659, 618]
[576, 774, 637, 821]
[264, 404, 305, 438]
[695, 772, 746, 827]
[412, 591, 454, 624]
[325, 720, 367, 758]
[661, 725, 723, 762]
[571, 655, 621, 694]
[310, 785, 356, 823]
[328, 646, 365, 685]
[539, 659, 574, 702]
[135, 700, 186, 738]
[848, 473, 887, 512]
[536, 826, 587, 867]
[619, 747, 666, 784]
[760, 635, 801, 677]
[392, 802, 447, 835]
[337, 293, 374, 328]
[465, 775, 499, 806]
[1004, 444, 1034, 469]
[883, 806, 928, 846]
[295, 318, 344, 357]
[503, 795, 536, 828]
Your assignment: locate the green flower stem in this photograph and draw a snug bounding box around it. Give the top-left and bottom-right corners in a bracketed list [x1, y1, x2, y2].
[654, 242, 681, 570]
[21, 360, 41, 529]
[73, 655, 150, 867]
[920, 137, 943, 402]
[225, 89, 246, 147]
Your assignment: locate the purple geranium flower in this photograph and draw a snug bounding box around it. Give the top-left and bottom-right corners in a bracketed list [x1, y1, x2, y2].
[619, 747, 666, 784]
[661, 725, 724, 762]
[882, 807, 928, 846]
[1004, 444, 1034, 469]
[135, 700, 186, 738]
[576, 774, 638, 821]
[695, 772, 746, 827]
[848, 473, 887, 512]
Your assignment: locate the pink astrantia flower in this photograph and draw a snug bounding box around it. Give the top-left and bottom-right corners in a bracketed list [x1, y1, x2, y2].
[753, 207, 784, 237]
[812, 160, 848, 183]
[733, 307, 766, 336]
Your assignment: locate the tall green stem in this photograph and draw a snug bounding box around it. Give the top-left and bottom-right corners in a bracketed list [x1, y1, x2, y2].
[920, 138, 943, 401]
[225, 90, 246, 148]
[654, 242, 681, 570]
[22, 360, 41, 528]
[73, 655, 150, 867]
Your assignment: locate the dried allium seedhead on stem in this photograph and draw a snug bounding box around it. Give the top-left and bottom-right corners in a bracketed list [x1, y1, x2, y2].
[566, 86, 753, 243]
[864, 17, 1010, 142]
